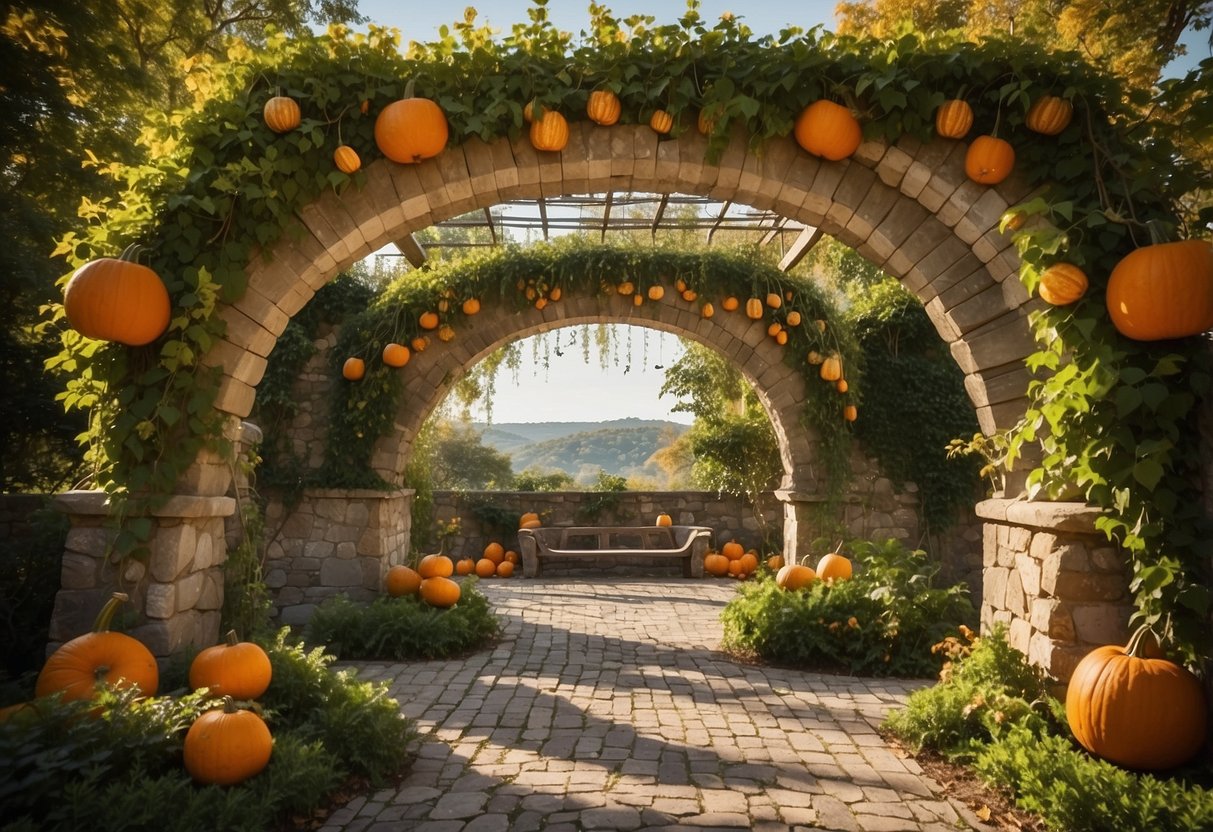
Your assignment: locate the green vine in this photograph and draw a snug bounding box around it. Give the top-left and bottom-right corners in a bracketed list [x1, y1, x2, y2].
[44, 4, 1210, 663]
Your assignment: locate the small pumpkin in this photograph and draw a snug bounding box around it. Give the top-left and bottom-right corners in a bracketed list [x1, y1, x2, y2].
[1105, 239, 1213, 341]
[1038, 263, 1089, 306]
[483, 542, 505, 564]
[411, 335, 430, 352]
[523, 99, 536, 122]
[836, 378, 849, 393]
[35, 592, 158, 703]
[455, 558, 475, 576]
[1025, 95, 1073, 136]
[700, 302, 714, 318]
[496, 561, 515, 578]
[738, 552, 759, 574]
[766, 554, 785, 571]
[437, 325, 455, 342]
[462, 298, 481, 315]
[333, 144, 361, 174]
[519, 512, 542, 529]
[647, 285, 665, 301]
[819, 355, 842, 382]
[63, 244, 172, 346]
[964, 135, 1015, 185]
[721, 296, 740, 312]
[843, 404, 858, 422]
[649, 109, 673, 134]
[745, 298, 764, 320]
[418, 554, 454, 579]
[420, 576, 461, 607]
[263, 95, 301, 133]
[505, 550, 519, 564]
[474, 558, 496, 578]
[189, 630, 272, 700]
[374, 83, 448, 163]
[1065, 625, 1207, 770]
[385, 565, 422, 596]
[530, 109, 569, 152]
[934, 99, 973, 139]
[793, 100, 862, 161]
[776, 563, 816, 591]
[696, 109, 716, 135]
[785, 310, 801, 327]
[680, 288, 697, 302]
[767, 322, 782, 338]
[655, 513, 672, 527]
[816, 552, 853, 581]
[184, 697, 273, 786]
[765, 292, 783, 309]
[721, 540, 744, 560]
[342, 357, 365, 381]
[382, 343, 411, 367]
[704, 553, 730, 577]
[587, 90, 622, 126]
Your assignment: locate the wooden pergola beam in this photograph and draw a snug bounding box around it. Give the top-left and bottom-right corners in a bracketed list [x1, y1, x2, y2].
[777, 225, 823, 272]
[394, 234, 427, 269]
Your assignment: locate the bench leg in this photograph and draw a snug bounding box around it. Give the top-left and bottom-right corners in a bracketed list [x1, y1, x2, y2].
[520, 540, 540, 578]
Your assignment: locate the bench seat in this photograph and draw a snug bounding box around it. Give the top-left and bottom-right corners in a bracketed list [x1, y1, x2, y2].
[518, 525, 712, 578]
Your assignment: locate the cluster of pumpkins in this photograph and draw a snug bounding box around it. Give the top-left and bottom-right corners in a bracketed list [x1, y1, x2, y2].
[0, 593, 275, 786]
[702, 541, 854, 587]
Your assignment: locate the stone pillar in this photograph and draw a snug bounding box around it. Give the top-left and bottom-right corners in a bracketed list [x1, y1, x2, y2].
[262, 488, 413, 625]
[976, 499, 1132, 683]
[49, 490, 236, 657]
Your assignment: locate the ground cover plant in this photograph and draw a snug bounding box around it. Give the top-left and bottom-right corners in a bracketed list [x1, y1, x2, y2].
[0, 629, 415, 832]
[720, 538, 975, 676]
[885, 627, 1213, 832]
[305, 578, 500, 660]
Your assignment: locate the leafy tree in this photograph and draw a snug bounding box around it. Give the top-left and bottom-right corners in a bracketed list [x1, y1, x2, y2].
[512, 468, 575, 491]
[427, 421, 514, 490]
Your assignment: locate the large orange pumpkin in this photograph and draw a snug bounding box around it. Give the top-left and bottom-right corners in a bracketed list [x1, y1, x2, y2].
[587, 90, 622, 125]
[382, 342, 410, 367]
[816, 552, 853, 581]
[418, 554, 454, 579]
[776, 563, 816, 590]
[263, 95, 300, 133]
[704, 553, 730, 576]
[474, 558, 496, 578]
[496, 561, 515, 578]
[819, 355, 843, 382]
[184, 697, 273, 785]
[1065, 626, 1207, 770]
[374, 86, 448, 163]
[36, 592, 158, 703]
[1025, 95, 1073, 136]
[934, 99, 973, 139]
[342, 357, 365, 381]
[63, 244, 172, 346]
[420, 576, 461, 607]
[721, 541, 744, 560]
[1105, 239, 1213, 340]
[530, 109, 569, 152]
[189, 630, 272, 700]
[455, 557, 475, 576]
[385, 565, 422, 596]
[964, 135, 1015, 185]
[484, 542, 505, 564]
[793, 100, 862, 161]
[1037, 263, 1088, 306]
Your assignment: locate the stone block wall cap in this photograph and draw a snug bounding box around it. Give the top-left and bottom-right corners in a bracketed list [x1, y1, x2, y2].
[302, 487, 415, 499]
[773, 489, 828, 503]
[53, 490, 111, 514]
[52, 490, 237, 519]
[976, 498, 1103, 532]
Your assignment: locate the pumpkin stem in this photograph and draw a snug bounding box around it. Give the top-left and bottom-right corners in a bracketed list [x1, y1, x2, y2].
[224, 629, 240, 647]
[94, 592, 129, 633]
[221, 695, 238, 714]
[1144, 219, 1173, 247]
[1124, 624, 1162, 659]
[403, 78, 416, 100]
[118, 243, 146, 264]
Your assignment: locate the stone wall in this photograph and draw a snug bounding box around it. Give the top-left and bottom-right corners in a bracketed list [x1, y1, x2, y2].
[977, 499, 1132, 683]
[262, 488, 413, 624]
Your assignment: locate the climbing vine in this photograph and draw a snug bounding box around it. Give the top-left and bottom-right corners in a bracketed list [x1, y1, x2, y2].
[44, 3, 1211, 661]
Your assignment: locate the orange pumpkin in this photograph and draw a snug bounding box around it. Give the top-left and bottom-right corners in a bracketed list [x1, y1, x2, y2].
[496, 561, 515, 578]
[934, 99, 973, 139]
[843, 405, 858, 422]
[766, 554, 785, 571]
[382, 342, 411, 367]
[721, 296, 740, 312]
[794, 100, 862, 161]
[1025, 95, 1073, 136]
[374, 88, 448, 163]
[722, 541, 745, 560]
[505, 550, 519, 564]
[530, 109, 569, 152]
[1105, 239, 1213, 340]
[420, 576, 461, 607]
[63, 244, 172, 346]
[819, 355, 842, 382]
[704, 553, 730, 576]
[776, 564, 816, 590]
[697, 108, 716, 135]
[183, 697, 273, 785]
[1066, 626, 1207, 770]
[964, 135, 1015, 185]
[419, 311, 439, 330]
[189, 630, 272, 700]
[700, 302, 714, 318]
[462, 298, 481, 315]
[816, 552, 853, 581]
[35, 592, 158, 703]
[765, 292, 783, 309]
[342, 357, 365, 381]
[263, 95, 301, 133]
[418, 554, 454, 579]
[836, 379, 849, 393]
[333, 144, 361, 173]
[738, 553, 759, 574]
[655, 513, 672, 527]
[411, 335, 430, 352]
[649, 109, 673, 134]
[523, 99, 536, 122]
[785, 311, 801, 326]
[647, 285, 665, 301]
[680, 288, 697, 302]
[437, 325, 455, 342]
[1038, 263, 1089, 306]
[587, 90, 622, 125]
[519, 512, 542, 529]
[474, 558, 496, 578]
[385, 565, 422, 596]
[745, 298, 764, 320]
[484, 542, 505, 564]
[455, 558, 475, 576]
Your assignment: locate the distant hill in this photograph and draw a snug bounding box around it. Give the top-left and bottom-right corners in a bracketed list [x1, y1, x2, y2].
[471, 419, 689, 484]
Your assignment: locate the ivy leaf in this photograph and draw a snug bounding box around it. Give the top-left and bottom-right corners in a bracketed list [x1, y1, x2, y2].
[1132, 458, 1164, 491]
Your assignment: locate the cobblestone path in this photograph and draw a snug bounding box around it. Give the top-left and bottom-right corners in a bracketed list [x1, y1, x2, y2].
[324, 580, 994, 832]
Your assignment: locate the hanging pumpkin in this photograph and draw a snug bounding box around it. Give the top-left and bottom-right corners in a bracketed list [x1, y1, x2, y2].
[1038, 263, 1089, 306]
[530, 109, 569, 152]
[333, 144, 361, 174]
[437, 325, 455, 342]
[793, 100, 862, 161]
[1025, 95, 1073, 136]
[696, 109, 716, 135]
[745, 298, 764, 320]
[819, 355, 842, 382]
[382, 343, 411, 367]
[647, 285, 665, 301]
[418, 554, 454, 579]
[420, 576, 461, 607]
[462, 298, 481, 315]
[342, 357, 365, 381]
[587, 90, 622, 125]
[189, 630, 272, 700]
[776, 563, 816, 590]
[385, 565, 422, 596]
[374, 82, 448, 163]
[419, 311, 439, 330]
[63, 244, 172, 346]
[1105, 239, 1213, 340]
[836, 378, 849, 393]
[680, 288, 697, 302]
[785, 311, 801, 327]
[523, 100, 536, 123]
[35, 592, 158, 703]
[934, 99, 973, 139]
[816, 552, 853, 581]
[655, 513, 672, 527]
[184, 697, 273, 785]
[700, 302, 714, 318]
[964, 136, 1015, 185]
[1065, 626, 1207, 770]
[411, 335, 430, 352]
[844, 404, 858, 422]
[765, 292, 783, 309]
[263, 95, 301, 133]
[704, 553, 730, 576]
[649, 109, 673, 134]
[721, 296, 740, 312]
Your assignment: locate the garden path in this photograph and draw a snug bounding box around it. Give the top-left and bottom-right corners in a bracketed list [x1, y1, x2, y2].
[324, 580, 996, 832]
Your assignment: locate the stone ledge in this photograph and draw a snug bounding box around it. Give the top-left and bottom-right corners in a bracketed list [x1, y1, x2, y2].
[975, 498, 1103, 533]
[54, 490, 237, 519]
[298, 488, 416, 500]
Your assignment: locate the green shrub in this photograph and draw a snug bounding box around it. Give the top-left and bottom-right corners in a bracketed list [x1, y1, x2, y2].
[0, 504, 67, 685]
[720, 538, 974, 676]
[304, 580, 499, 662]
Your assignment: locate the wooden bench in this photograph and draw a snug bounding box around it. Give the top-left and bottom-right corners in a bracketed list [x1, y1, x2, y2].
[518, 525, 712, 578]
